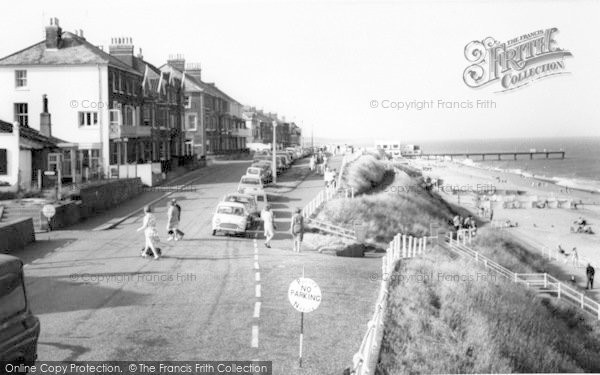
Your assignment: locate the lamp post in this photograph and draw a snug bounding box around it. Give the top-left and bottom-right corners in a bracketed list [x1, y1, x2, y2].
[272, 120, 277, 184]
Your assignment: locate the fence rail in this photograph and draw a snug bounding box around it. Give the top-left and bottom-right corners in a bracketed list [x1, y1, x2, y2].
[352, 233, 430, 375]
[445, 232, 600, 319]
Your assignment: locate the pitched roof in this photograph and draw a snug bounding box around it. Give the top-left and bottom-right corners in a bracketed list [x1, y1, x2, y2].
[0, 31, 140, 75]
[0, 120, 66, 147]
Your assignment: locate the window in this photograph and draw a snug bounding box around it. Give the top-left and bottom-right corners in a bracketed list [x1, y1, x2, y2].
[123, 106, 134, 126]
[186, 114, 197, 131]
[184, 96, 191, 109]
[0, 149, 6, 175]
[15, 70, 27, 88]
[78, 111, 98, 126]
[169, 114, 176, 129]
[143, 107, 152, 126]
[48, 153, 62, 172]
[111, 72, 116, 93]
[14, 103, 28, 126]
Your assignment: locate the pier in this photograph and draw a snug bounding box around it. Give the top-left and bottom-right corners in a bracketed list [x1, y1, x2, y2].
[416, 150, 565, 161]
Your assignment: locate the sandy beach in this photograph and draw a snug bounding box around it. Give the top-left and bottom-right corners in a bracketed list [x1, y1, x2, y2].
[409, 158, 600, 287]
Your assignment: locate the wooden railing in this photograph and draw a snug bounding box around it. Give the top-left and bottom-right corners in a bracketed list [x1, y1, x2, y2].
[351, 233, 431, 375]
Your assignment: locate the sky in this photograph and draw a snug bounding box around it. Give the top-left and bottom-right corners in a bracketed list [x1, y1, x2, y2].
[1, 0, 599, 144]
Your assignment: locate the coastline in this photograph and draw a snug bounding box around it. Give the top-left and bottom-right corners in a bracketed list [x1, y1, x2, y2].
[409, 157, 600, 287]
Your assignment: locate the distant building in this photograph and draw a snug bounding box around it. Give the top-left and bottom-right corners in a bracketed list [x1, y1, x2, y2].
[375, 140, 421, 158]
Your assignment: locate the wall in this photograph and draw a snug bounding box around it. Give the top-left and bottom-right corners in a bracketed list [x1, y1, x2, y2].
[0, 123, 20, 190]
[19, 149, 31, 190]
[0, 218, 35, 253]
[79, 178, 142, 216]
[39, 201, 81, 231]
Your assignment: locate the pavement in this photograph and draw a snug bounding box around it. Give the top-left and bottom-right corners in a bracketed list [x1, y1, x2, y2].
[17, 155, 382, 375]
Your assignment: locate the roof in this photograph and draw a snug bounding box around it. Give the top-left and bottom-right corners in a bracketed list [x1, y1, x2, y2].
[0, 31, 141, 75]
[0, 120, 66, 147]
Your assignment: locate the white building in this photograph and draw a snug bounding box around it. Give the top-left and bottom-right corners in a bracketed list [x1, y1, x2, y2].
[0, 18, 144, 181]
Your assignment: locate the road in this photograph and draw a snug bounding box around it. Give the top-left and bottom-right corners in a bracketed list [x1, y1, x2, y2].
[18, 157, 382, 374]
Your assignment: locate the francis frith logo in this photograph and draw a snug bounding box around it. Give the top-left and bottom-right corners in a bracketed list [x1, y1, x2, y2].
[463, 28, 572, 92]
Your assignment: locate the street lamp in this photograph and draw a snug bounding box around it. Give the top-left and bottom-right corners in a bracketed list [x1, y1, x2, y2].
[272, 120, 277, 184]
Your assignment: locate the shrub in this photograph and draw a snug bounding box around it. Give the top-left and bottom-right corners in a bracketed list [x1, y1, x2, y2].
[319, 170, 453, 243]
[344, 154, 390, 194]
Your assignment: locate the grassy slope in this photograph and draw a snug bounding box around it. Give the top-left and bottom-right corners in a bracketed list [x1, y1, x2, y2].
[378, 251, 600, 374]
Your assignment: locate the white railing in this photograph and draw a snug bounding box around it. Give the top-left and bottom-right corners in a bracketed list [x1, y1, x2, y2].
[305, 217, 356, 240]
[302, 186, 354, 218]
[445, 233, 600, 319]
[352, 233, 430, 375]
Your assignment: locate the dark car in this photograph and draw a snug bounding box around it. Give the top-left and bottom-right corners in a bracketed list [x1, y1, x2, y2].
[0, 255, 40, 364]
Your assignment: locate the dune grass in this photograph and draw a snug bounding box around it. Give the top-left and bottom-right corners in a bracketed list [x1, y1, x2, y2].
[319, 170, 454, 243]
[343, 154, 392, 195]
[377, 251, 600, 374]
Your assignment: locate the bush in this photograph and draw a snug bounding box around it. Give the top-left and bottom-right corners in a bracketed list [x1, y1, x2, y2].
[344, 155, 390, 194]
[319, 170, 454, 243]
[378, 253, 600, 373]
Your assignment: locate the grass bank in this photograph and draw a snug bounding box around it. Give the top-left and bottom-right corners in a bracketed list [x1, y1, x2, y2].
[377, 251, 600, 374]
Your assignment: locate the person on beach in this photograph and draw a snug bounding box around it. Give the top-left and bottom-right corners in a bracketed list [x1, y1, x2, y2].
[290, 208, 304, 252]
[261, 204, 276, 248]
[586, 263, 595, 289]
[571, 247, 579, 267]
[166, 199, 184, 241]
[137, 205, 160, 260]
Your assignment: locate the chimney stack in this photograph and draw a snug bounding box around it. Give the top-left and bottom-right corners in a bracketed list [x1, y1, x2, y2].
[185, 62, 202, 81]
[109, 37, 135, 67]
[45, 18, 62, 49]
[40, 94, 52, 137]
[167, 54, 185, 72]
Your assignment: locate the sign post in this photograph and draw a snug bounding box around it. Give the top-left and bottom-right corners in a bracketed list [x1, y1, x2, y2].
[42, 204, 56, 238]
[288, 272, 322, 368]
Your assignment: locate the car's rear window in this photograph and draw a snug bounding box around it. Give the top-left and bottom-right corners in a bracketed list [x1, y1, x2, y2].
[0, 272, 27, 322]
[217, 206, 245, 216]
[241, 178, 259, 185]
[247, 169, 259, 175]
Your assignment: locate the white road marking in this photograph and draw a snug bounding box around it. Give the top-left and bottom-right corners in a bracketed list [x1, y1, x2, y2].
[253, 301, 261, 318]
[251, 325, 259, 348]
[254, 254, 258, 261]
[255, 284, 261, 298]
[255, 272, 260, 282]
[254, 261, 259, 270]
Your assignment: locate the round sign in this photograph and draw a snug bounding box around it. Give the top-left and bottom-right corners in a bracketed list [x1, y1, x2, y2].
[42, 204, 56, 219]
[288, 277, 322, 313]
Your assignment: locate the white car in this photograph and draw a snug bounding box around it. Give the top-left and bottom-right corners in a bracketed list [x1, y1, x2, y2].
[212, 202, 250, 236]
[238, 175, 267, 201]
[222, 193, 259, 225]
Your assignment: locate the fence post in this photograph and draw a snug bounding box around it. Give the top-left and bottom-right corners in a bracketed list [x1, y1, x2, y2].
[581, 293, 584, 309]
[402, 235, 407, 258]
[475, 252, 479, 263]
[514, 273, 518, 283]
[408, 236, 414, 258]
[544, 273, 547, 289]
[557, 283, 561, 299]
[423, 237, 427, 254]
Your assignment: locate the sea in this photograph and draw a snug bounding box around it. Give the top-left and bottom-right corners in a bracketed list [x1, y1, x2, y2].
[344, 136, 600, 193]
[416, 137, 600, 193]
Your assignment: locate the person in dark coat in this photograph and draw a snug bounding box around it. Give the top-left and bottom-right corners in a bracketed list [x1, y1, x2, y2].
[586, 263, 595, 289]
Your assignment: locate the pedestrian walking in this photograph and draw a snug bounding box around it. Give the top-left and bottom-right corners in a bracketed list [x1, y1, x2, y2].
[137, 205, 160, 260]
[261, 204, 276, 248]
[309, 155, 316, 172]
[166, 199, 184, 241]
[586, 263, 595, 289]
[290, 208, 304, 252]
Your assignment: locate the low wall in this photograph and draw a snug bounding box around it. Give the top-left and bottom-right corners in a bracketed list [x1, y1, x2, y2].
[39, 201, 82, 231]
[79, 178, 142, 217]
[0, 218, 35, 253]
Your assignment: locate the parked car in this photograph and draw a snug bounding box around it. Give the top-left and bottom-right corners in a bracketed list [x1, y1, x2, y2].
[238, 175, 267, 201]
[246, 166, 270, 184]
[276, 152, 292, 167]
[0, 254, 40, 365]
[222, 193, 260, 224]
[212, 202, 250, 236]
